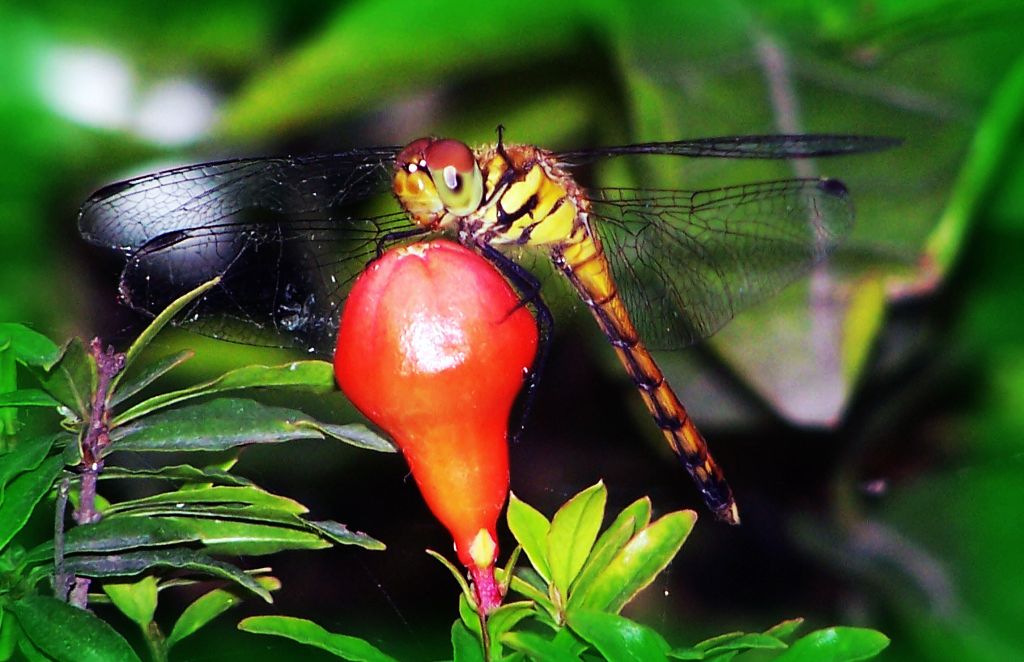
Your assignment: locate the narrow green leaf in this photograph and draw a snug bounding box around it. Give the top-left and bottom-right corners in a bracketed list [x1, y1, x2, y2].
[106, 397, 331, 454]
[0, 389, 60, 408]
[0, 434, 57, 496]
[113, 360, 336, 425]
[764, 618, 804, 643]
[567, 515, 635, 606]
[305, 520, 385, 550]
[17, 637, 51, 662]
[29, 516, 202, 562]
[0, 324, 60, 368]
[485, 601, 534, 646]
[64, 549, 272, 602]
[239, 615, 398, 662]
[567, 609, 670, 662]
[314, 422, 396, 452]
[775, 627, 890, 662]
[103, 576, 158, 628]
[508, 573, 555, 618]
[503, 631, 583, 662]
[116, 276, 221, 380]
[547, 481, 606, 599]
[97, 464, 253, 486]
[167, 576, 280, 648]
[506, 492, 552, 582]
[0, 455, 63, 550]
[0, 607, 18, 660]
[109, 350, 194, 407]
[573, 510, 697, 613]
[11, 595, 141, 662]
[103, 485, 307, 516]
[569, 497, 652, 605]
[143, 517, 330, 555]
[426, 549, 474, 604]
[451, 620, 485, 662]
[673, 632, 786, 658]
[30, 338, 95, 420]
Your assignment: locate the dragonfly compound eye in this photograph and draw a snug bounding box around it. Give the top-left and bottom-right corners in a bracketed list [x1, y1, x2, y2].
[424, 139, 483, 216]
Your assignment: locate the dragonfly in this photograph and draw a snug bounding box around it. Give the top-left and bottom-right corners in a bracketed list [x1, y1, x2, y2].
[79, 130, 897, 524]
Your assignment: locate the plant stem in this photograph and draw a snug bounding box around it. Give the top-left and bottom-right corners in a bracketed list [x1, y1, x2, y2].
[143, 621, 168, 662]
[53, 478, 72, 601]
[73, 339, 124, 525]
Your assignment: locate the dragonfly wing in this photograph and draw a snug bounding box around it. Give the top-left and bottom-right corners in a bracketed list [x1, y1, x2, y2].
[79, 148, 401, 253]
[78, 147, 414, 354]
[590, 178, 854, 350]
[557, 134, 899, 164]
[118, 212, 414, 354]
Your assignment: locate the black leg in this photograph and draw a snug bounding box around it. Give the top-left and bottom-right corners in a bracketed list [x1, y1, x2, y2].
[479, 243, 553, 445]
[374, 226, 430, 260]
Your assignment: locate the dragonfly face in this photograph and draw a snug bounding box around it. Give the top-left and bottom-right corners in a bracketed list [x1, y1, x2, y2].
[79, 132, 897, 523]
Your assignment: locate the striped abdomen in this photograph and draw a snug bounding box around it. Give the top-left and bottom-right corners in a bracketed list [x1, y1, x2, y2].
[556, 231, 740, 524]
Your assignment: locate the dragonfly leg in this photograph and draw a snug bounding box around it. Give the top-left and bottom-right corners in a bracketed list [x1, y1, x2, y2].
[478, 243, 552, 445]
[374, 227, 430, 260]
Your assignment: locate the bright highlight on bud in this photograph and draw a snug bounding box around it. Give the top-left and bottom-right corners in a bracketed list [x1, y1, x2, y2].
[334, 240, 538, 614]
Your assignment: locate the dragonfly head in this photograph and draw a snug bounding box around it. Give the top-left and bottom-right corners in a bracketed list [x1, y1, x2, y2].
[394, 138, 484, 229]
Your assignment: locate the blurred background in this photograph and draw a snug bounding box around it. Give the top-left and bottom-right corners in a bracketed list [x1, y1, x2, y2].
[2, 0, 1023, 659]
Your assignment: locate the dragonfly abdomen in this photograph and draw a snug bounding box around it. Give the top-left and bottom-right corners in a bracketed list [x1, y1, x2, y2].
[556, 233, 740, 525]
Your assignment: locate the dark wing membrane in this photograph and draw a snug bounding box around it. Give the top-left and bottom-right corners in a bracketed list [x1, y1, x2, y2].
[79, 148, 401, 252]
[591, 178, 853, 350]
[118, 211, 416, 354]
[557, 134, 900, 164]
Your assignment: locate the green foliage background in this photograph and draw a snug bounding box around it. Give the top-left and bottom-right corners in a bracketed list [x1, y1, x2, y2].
[2, 0, 1023, 659]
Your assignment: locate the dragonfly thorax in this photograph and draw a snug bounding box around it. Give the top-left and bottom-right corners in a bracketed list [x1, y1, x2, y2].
[393, 137, 591, 251]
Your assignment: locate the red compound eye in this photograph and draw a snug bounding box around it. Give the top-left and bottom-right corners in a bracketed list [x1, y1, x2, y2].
[424, 139, 475, 174]
[396, 137, 432, 170]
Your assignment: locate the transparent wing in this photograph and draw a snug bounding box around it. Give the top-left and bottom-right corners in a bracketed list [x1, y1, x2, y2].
[79, 148, 401, 252]
[116, 212, 416, 354]
[78, 148, 416, 354]
[556, 134, 900, 165]
[590, 178, 854, 350]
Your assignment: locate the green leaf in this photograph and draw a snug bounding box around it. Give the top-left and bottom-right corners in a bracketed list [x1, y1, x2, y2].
[570, 510, 696, 613]
[0, 434, 57, 499]
[314, 422, 396, 452]
[64, 549, 272, 602]
[426, 549, 474, 605]
[137, 517, 330, 555]
[506, 492, 552, 582]
[508, 571, 556, 620]
[485, 601, 534, 648]
[547, 481, 606, 599]
[305, 520, 385, 550]
[167, 576, 280, 648]
[238, 615, 398, 662]
[109, 350, 194, 407]
[765, 618, 805, 643]
[569, 498, 650, 600]
[113, 360, 337, 425]
[0, 607, 18, 661]
[0, 324, 60, 368]
[567, 609, 670, 662]
[503, 630, 583, 662]
[0, 455, 63, 550]
[11, 595, 141, 662]
[30, 338, 95, 420]
[115, 276, 221, 382]
[97, 464, 253, 486]
[102, 576, 158, 628]
[775, 627, 890, 662]
[451, 620, 484, 662]
[103, 485, 307, 517]
[670, 632, 787, 659]
[0, 389, 60, 408]
[105, 397, 333, 454]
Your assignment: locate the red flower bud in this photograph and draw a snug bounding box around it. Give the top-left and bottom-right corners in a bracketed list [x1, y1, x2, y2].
[334, 240, 538, 612]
